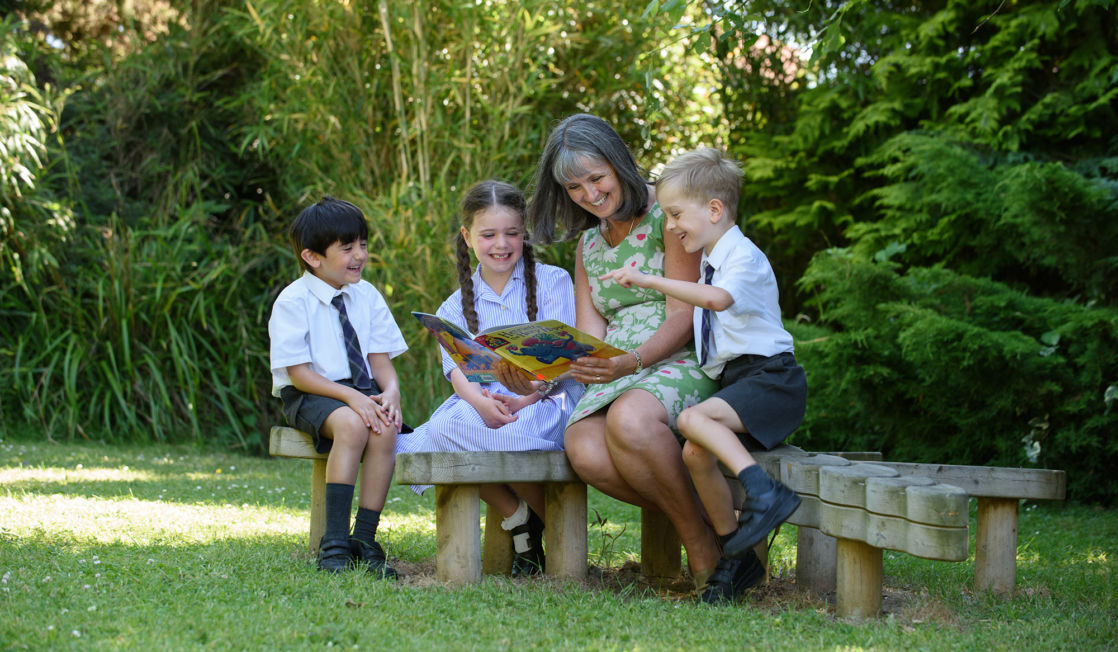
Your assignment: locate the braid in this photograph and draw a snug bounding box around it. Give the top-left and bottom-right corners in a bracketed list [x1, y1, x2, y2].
[456, 233, 479, 333]
[522, 243, 538, 322]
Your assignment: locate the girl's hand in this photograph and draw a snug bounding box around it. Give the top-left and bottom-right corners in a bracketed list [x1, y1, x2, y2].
[492, 359, 540, 396]
[476, 389, 518, 429]
[569, 353, 638, 385]
[492, 391, 538, 416]
[599, 267, 650, 289]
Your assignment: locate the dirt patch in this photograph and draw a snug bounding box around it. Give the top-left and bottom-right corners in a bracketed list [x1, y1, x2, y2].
[391, 559, 946, 623]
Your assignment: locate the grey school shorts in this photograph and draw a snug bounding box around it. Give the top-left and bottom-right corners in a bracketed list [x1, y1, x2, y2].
[713, 352, 807, 451]
[279, 379, 385, 454]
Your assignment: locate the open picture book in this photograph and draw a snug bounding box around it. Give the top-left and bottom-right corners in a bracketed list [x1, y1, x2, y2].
[412, 312, 627, 383]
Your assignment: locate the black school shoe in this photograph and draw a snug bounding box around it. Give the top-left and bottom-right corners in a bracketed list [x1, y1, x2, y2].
[510, 509, 546, 577]
[722, 480, 801, 560]
[316, 537, 353, 573]
[700, 549, 766, 604]
[350, 537, 399, 580]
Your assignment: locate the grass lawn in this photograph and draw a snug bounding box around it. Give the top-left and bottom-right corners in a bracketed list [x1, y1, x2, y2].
[1, 439, 1115, 650]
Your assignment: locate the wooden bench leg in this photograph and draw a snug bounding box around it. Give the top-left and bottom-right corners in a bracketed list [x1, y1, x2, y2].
[640, 507, 681, 579]
[796, 526, 837, 596]
[436, 484, 481, 584]
[482, 505, 514, 575]
[309, 458, 327, 554]
[975, 497, 1018, 597]
[836, 538, 882, 620]
[545, 481, 587, 579]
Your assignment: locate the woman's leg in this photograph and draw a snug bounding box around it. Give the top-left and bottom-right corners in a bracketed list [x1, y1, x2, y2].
[602, 390, 721, 574]
[564, 412, 651, 508]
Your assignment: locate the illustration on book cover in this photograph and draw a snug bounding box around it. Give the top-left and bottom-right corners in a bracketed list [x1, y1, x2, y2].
[413, 312, 625, 383]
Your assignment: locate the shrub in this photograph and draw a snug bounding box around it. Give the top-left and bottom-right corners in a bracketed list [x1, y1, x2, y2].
[793, 250, 1118, 504]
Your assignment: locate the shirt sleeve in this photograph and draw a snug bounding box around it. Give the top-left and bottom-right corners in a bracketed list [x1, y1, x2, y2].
[717, 251, 773, 319]
[268, 291, 313, 371]
[536, 264, 577, 325]
[356, 282, 408, 358]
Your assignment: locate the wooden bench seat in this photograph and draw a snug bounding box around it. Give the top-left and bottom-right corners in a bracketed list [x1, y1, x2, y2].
[394, 450, 587, 584]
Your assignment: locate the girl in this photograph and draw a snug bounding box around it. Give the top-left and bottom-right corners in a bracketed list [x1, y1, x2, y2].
[397, 180, 583, 576]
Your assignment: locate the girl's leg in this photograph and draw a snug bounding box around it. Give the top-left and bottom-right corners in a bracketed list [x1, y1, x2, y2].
[480, 484, 522, 517]
[508, 483, 545, 519]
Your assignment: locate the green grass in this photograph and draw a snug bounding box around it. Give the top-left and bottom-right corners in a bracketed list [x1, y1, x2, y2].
[1, 440, 1115, 650]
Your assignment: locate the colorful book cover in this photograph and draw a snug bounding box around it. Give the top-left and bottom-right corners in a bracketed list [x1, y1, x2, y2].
[412, 312, 626, 383]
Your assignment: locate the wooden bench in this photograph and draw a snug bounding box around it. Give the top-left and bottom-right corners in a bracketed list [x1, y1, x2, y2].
[269, 426, 330, 553]
[393, 450, 588, 584]
[270, 426, 1064, 613]
[694, 448, 1066, 615]
[864, 459, 1066, 596]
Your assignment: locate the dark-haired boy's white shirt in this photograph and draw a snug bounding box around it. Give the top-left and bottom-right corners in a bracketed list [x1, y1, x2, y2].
[269, 271, 407, 396]
[695, 225, 794, 379]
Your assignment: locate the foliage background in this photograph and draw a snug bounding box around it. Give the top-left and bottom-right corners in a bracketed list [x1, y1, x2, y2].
[1, 0, 1115, 502]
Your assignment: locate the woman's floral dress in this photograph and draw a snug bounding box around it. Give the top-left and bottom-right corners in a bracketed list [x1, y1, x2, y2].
[567, 203, 717, 430]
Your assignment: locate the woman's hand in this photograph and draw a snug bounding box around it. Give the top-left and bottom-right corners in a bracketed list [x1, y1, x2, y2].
[568, 352, 638, 385]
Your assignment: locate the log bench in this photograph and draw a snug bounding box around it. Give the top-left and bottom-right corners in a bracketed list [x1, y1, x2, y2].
[393, 449, 587, 584]
[269, 426, 1064, 615]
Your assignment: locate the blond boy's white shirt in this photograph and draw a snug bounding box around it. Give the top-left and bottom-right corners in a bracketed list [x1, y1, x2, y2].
[268, 271, 408, 396]
[695, 225, 794, 379]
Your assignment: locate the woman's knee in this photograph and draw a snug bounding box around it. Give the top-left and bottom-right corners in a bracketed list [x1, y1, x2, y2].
[564, 424, 610, 480]
[604, 405, 669, 455]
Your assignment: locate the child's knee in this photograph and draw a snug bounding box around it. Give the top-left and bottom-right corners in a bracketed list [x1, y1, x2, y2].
[676, 406, 703, 436]
[365, 427, 397, 453]
[681, 440, 716, 472]
[325, 409, 370, 450]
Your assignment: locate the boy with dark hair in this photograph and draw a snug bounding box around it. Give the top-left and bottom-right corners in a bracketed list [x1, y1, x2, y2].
[269, 196, 407, 577]
[601, 148, 807, 604]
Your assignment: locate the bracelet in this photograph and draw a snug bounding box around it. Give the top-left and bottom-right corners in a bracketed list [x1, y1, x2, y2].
[631, 349, 643, 374]
[536, 379, 559, 396]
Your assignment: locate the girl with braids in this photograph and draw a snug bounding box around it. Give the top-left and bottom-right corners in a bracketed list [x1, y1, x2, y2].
[396, 180, 582, 576]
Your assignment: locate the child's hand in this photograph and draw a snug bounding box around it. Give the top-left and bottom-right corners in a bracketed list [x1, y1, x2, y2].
[371, 385, 402, 432]
[492, 391, 537, 416]
[346, 392, 391, 435]
[492, 359, 540, 396]
[599, 267, 650, 289]
[477, 389, 518, 429]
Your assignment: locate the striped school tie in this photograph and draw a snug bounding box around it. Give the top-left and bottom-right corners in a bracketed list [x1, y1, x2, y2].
[331, 294, 372, 389]
[699, 263, 714, 367]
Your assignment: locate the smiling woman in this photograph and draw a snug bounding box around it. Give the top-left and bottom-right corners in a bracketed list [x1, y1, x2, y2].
[520, 114, 722, 587]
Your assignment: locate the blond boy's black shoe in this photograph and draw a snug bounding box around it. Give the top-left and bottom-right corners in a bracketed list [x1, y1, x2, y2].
[700, 549, 765, 604]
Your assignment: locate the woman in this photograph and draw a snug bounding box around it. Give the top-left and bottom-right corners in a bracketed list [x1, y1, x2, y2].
[509, 113, 722, 587]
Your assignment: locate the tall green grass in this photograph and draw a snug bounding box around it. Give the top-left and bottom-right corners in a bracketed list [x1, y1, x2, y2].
[0, 1, 720, 450]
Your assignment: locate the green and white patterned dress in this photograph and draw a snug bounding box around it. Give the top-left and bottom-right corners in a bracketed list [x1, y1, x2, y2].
[567, 203, 717, 430]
